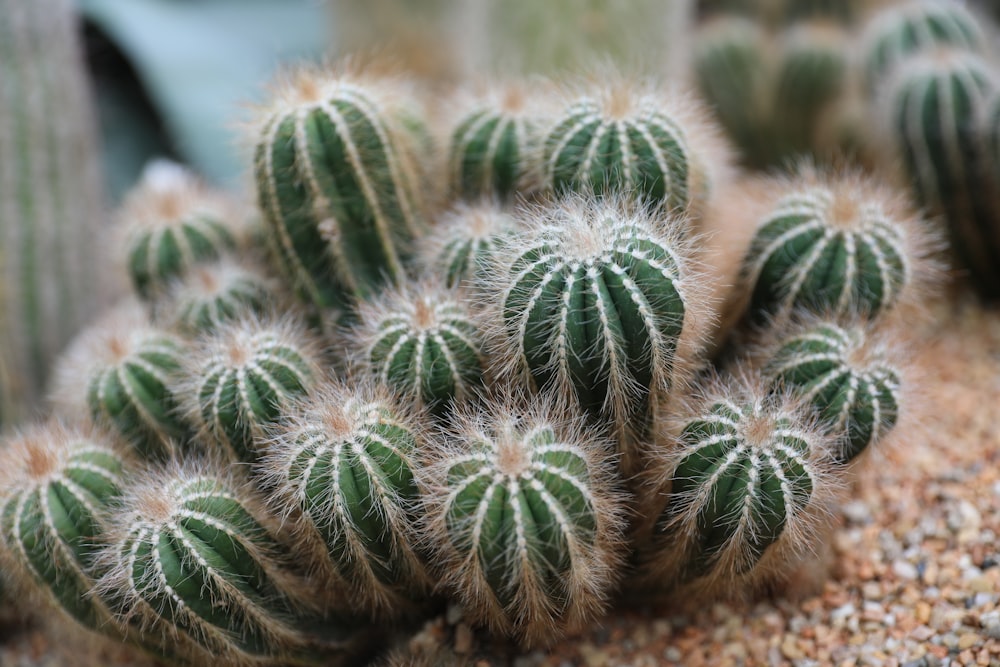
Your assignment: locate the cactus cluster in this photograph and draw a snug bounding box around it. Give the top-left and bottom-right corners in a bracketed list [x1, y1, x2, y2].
[2, 4, 980, 661]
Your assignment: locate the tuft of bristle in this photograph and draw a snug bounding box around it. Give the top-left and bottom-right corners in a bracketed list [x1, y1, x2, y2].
[419, 391, 627, 648]
[259, 379, 432, 618]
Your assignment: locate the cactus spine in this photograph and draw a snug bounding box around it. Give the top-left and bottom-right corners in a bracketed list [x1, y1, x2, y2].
[424, 397, 623, 646]
[354, 282, 484, 411]
[263, 382, 429, 615]
[764, 322, 901, 463]
[182, 317, 321, 463]
[742, 181, 910, 323]
[253, 67, 428, 309]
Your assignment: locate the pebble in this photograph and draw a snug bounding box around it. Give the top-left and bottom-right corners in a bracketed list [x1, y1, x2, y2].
[894, 560, 919, 580]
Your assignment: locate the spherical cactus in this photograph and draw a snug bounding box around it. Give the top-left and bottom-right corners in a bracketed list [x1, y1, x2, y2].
[118, 161, 241, 301]
[863, 0, 985, 89]
[96, 462, 361, 665]
[490, 195, 706, 449]
[422, 395, 624, 647]
[0, 423, 125, 634]
[418, 201, 519, 289]
[647, 373, 835, 598]
[352, 280, 485, 411]
[253, 64, 429, 310]
[764, 321, 901, 463]
[884, 51, 1000, 298]
[51, 306, 191, 460]
[180, 316, 322, 463]
[261, 381, 429, 616]
[538, 78, 722, 214]
[741, 172, 915, 324]
[158, 258, 277, 335]
[448, 82, 544, 202]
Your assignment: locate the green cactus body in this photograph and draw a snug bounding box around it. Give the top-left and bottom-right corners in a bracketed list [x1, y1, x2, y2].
[541, 95, 692, 210]
[422, 203, 517, 289]
[109, 474, 306, 662]
[744, 187, 908, 322]
[662, 398, 816, 579]
[254, 76, 426, 309]
[83, 329, 189, 460]
[0, 426, 123, 631]
[267, 384, 427, 614]
[864, 1, 984, 89]
[449, 89, 539, 201]
[360, 286, 483, 410]
[188, 320, 318, 463]
[765, 323, 900, 462]
[432, 405, 619, 645]
[165, 260, 274, 335]
[499, 199, 687, 435]
[889, 53, 1000, 298]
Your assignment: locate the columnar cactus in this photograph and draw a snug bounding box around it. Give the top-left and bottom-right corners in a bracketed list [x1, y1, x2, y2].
[181, 316, 321, 463]
[262, 381, 429, 616]
[741, 175, 913, 323]
[448, 82, 544, 202]
[764, 321, 901, 463]
[159, 258, 277, 335]
[253, 65, 429, 309]
[418, 201, 519, 289]
[422, 396, 624, 646]
[97, 463, 359, 665]
[353, 281, 485, 411]
[491, 195, 705, 447]
[884, 51, 1000, 298]
[0, 423, 124, 633]
[51, 307, 190, 460]
[119, 161, 240, 300]
[863, 0, 985, 89]
[647, 374, 834, 597]
[539, 81, 716, 213]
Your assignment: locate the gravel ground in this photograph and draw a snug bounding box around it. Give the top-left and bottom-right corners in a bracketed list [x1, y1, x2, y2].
[4, 295, 999, 666]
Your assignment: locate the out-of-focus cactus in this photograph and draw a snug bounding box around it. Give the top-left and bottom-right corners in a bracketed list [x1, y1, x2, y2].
[158, 258, 277, 335]
[0, 0, 111, 425]
[418, 201, 519, 289]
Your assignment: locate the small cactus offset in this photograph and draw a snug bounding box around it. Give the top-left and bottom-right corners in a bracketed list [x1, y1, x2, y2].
[645, 373, 834, 599]
[180, 316, 322, 463]
[882, 51, 1000, 298]
[763, 321, 901, 463]
[119, 161, 241, 301]
[253, 64, 429, 309]
[741, 173, 916, 324]
[0, 423, 125, 633]
[97, 462, 361, 666]
[418, 201, 519, 289]
[863, 0, 985, 89]
[158, 258, 277, 335]
[422, 395, 624, 646]
[262, 381, 430, 616]
[51, 306, 191, 460]
[538, 79, 719, 214]
[490, 195, 706, 450]
[352, 281, 485, 411]
[447, 82, 544, 202]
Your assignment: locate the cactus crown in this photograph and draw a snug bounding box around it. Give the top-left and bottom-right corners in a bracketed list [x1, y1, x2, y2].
[424, 395, 623, 646]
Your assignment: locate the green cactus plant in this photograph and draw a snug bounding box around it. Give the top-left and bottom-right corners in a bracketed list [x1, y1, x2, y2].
[119, 161, 241, 301]
[764, 321, 901, 463]
[422, 395, 624, 646]
[180, 316, 322, 463]
[741, 175, 913, 323]
[646, 373, 834, 598]
[353, 281, 484, 411]
[158, 258, 277, 335]
[418, 201, 519, 289]
[50, 306, 191, 460]
[491, 195, 705, 452]
[883, 50, 1000, 298]
[447, 82, 544, 202]
[253, 65, 429, 310]
[262, 381, 430, 616]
